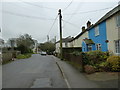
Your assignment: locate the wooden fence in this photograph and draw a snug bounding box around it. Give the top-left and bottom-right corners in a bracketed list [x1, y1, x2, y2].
[63, 53, 84, 72]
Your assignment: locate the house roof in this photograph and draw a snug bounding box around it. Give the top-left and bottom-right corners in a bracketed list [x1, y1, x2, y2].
[89, 5, 120, 29]
[69, 5, 120, 42]
[83, 39, 94, 44]
[56, 36, 74, 43]
[69, 29, 88, 42]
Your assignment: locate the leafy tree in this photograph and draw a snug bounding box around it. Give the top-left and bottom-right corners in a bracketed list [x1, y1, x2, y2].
[38, 42, 55, 54]
[16, 34, 35, 54]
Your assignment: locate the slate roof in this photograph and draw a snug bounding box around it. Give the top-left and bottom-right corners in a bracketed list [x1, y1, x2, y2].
[70, 5, 120, 42]
[56, 37, 74, 43]
[89, 5, 120, 29]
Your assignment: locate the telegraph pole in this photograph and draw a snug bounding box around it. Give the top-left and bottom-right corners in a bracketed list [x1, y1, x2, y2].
[58, 9, 63, 60]
[47, 35, 49, 42]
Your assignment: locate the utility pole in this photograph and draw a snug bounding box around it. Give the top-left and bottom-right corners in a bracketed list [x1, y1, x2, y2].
[47, 35, 49, 42]
[58, 9, 63, 60]
[54, 36, 56, 44]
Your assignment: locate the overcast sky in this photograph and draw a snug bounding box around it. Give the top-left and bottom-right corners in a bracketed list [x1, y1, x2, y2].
[1, 0, 119, 43]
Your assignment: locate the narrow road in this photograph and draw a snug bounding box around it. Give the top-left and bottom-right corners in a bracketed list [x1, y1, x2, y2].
[2, 54, 67, 88]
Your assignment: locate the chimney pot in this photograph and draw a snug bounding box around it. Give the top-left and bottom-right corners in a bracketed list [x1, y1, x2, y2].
[82, 26, 86, 32]
[87, 21, 91, 28]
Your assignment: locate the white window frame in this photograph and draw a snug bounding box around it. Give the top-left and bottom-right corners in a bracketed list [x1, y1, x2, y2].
[116, 15, 120, 27]
[94, 26, 99, 36]
[115, 40, 120, 54]
[96, 43, 102, 51]
[88, 45, 92, 51]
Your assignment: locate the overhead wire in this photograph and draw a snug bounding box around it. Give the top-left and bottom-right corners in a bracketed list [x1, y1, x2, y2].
[62, 19, 80, 29]
[2, 10, 55, 20]
[62, 0, 73, 12]
[64, 6, 113, 15]
[47, 15, 58, 35]
[19, 0, 57, 10]
[62, 2, 84, 29]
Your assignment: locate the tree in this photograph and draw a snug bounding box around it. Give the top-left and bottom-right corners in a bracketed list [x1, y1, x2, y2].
[16, 34, 35, 54]
[38, 42, 55, 54]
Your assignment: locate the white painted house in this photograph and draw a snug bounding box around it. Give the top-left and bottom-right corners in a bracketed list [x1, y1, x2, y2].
[106, 5, 120, 55]
[68, 21, 92, 48]
[55, 36, 74, 54]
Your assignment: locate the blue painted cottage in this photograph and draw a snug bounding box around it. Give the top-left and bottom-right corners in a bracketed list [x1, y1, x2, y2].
[82, 20, 108, 52]
[82, 5, 119, 53]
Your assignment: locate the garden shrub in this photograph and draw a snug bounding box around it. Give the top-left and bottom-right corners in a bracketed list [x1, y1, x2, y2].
[107, 56, 120, 71]
[84, 65, 95, 74]
[86, 50, 109, 65]
[97, 61, 111, 72]
[71, 51, 82, 56]
[16, 54, 31, 59]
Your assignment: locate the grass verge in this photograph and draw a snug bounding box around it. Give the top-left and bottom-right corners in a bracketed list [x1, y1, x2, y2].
[2, 60, 12, 65]
[16, 53, 32, 59]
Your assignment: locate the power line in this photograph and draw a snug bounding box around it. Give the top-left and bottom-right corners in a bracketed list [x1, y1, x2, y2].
[2, 10, 55, 20]
[63, 2, 84, 29]
[63, 0, 73, 12]
[48, 15, 58, 35]
[64, 7, 113, 15]
[19, 0, 57, 10]
[62, 19, 80, 29]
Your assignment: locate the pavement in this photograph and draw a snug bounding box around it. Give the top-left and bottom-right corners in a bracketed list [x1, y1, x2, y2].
[52, 56, 99, 88]
[85, 72, 119, 88]
[52, 56, 119, 88]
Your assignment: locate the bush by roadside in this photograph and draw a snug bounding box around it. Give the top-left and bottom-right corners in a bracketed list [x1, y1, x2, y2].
[63, 50, 120, 74]
[83, 50, 109, 66]
[107, 56, 120, 71]
[16, 53, 32, 59]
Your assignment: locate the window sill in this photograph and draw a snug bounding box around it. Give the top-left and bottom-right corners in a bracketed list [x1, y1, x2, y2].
[115, 53, 120, 56]
[95, 35, 100, 37]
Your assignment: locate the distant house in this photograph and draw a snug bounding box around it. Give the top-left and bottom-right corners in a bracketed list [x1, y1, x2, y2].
[82, 5, 120, 55]
[33, 40, 38, 53]
[55, 36, 74, 54]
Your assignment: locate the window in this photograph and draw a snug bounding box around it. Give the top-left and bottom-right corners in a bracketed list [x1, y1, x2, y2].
[94, 26, 99, 36]
[96, 44, 102, 51]
[88, 45, 92, 51]
[116, 15, 120, 27]
[65, 42, 68, 47]
[115, 40, 120, 53]
[83, 46, 85, 52]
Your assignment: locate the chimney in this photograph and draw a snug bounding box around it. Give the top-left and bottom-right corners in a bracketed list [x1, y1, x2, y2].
[82, 26, 86, 32]
[87, 21, 91, 28]
[118, 1, 120, 5]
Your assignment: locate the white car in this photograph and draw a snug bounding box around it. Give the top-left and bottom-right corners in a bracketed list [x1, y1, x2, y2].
[41, 51, 47, 55]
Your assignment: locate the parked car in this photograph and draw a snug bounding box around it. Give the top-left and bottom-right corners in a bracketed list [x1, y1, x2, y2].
[41, 51, 47, 55]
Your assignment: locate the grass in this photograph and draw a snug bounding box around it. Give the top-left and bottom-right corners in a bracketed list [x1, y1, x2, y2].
[16, 53, 32, 59]
[2, 60, 12, 65]
[2, 53, 32, 65]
